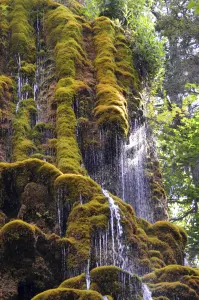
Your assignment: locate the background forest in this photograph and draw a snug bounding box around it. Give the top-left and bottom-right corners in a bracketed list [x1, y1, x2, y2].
[77, 0, 199, 265]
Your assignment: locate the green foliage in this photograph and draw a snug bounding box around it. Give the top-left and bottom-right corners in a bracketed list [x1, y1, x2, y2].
[84, 0, 165, 83]
[188, 0, 199, 14]
[152, 85, 199, 265]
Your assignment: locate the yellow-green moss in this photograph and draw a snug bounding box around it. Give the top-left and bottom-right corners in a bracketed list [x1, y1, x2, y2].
[115, 29, 140, 92]
[12, 99, 37, 161]
[0, 158, 61, 193]
[32, 288, 103, 300]
[93, 17, 129, 136]
[66, 197, 109, 267]
[59, 273, 85, 290]
[143, 265, 199, 299]
[9, 0, 36, 60]
[1, 219, 36, 259]
[45, 5, 88, 175]
[90, 266, 142, 298]
[55, 174, 101, 202]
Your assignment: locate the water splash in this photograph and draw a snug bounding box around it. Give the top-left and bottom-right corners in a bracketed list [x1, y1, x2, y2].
[142, 283, 152, 300]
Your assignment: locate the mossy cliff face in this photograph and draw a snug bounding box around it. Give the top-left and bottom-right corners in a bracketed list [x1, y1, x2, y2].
[0, 0, 198, 300]
[0, 160, 190, 299]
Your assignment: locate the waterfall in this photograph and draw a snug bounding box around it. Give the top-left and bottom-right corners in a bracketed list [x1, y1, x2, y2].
[56, 188, 63, 236]
[120, 120, 153, 222]
[102, 189, 126, 270]
[103, 297, 108, 300]
[86, 259, 91, 290]
[34, 12, 41, 121]
[142, 283, 152, 300]
[16, 54, 22, 112]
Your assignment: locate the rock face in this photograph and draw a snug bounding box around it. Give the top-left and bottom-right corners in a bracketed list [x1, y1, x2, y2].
[0, 0, 198, 299]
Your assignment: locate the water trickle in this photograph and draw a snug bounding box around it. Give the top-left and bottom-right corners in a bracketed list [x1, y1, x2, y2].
[120, 120, 153, 222]
[79, 193, 83, 205]
[16, 54, 22, 112]
[102, 189, 126, 270]
[85, 259, 91, 290]
[62, 245, 67, 280]
[56, 188, 63, 236]
[142, 283, 152, 300]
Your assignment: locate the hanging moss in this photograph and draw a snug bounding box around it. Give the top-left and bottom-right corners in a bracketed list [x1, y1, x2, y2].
[45, 4, 88, 174]
[93, 17, 129, 136]
[66, 198, 109, 268]
[8, 0, 36, 61]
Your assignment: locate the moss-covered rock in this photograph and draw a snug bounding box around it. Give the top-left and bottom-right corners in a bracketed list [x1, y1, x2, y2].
[143, 265, 199, 299]
[32, 288, 104, 300]
[90, 266, 142, 299]
[0, 220, 36, 261]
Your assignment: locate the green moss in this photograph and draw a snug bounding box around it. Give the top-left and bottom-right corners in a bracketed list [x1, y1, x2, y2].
[90, 266, 142, 299]
[20, 63, 36, 79]
[1, 219, 36, 260]
[59, 273, 86, 290]
[144, 265, 199, 284]
[55, 174, 101, 202]
[12, 99, 37, 161]
[143, 265, 199, 299]
[32, 288, 103, 300]
[66, 198, 109, 268]
[93, 17, 129, 136]
[56, 102, 84, 174]
[0, 158, 61, 193]
[115, 30, 140, 93]
[149, 221, 187, 264]
[0, 75, 13, 95]
[151, 282, 198, 300]
[45, 5, 89, 175]
[9, 0, 36, 60]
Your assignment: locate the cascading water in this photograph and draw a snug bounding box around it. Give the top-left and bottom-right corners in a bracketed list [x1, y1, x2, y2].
[86, 259, 91, 290]
[102, 189, 126, 270]
[34, 12, 42, 122]
[120, 120, 154, 223]
[62, 245, 67, 280]
[16, 54, 22, 112]
[142, 283, 153, 300]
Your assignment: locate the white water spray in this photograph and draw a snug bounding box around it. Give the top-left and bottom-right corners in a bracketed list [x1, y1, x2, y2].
[142, 283, 153, 300]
